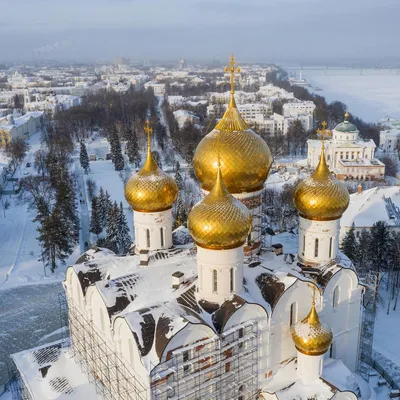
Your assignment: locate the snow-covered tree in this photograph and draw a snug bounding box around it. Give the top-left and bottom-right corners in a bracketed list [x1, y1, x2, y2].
[117, 202, 131, 253]
[152, 151, 162, 168]
[98, 187, 107, 228]
[80, 140, 90, 174]
[90, 196, 102, 237]
[114, 143, 125, 171]
[174, 194, 187, 229]
[106, 201, 119, 254]
[126, 126, 141, 167]
[174, 162, 184, 190]
[342, 223, 357, 262]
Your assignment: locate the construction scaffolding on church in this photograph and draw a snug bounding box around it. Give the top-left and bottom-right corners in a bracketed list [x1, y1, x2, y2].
[66, 296, 148, 400]
[150, 321, 259, 400]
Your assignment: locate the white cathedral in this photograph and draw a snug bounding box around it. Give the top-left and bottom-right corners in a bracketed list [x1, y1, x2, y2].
[11, 56, 372, 400]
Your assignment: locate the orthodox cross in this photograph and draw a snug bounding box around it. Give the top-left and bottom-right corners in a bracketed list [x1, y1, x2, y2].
[224, 53, 241, 95]
[144, 119, 152, 149]
[344, 110, 350, 120]
[307, 278, 321, 306]
[316, 121, 332, 147]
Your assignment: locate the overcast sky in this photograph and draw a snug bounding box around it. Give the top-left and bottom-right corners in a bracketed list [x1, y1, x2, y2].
[1, 0, 399, 64]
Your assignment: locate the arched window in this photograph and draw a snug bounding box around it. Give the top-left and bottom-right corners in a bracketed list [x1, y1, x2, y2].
[302, 235, 306, 255]
[160, 228, 164, 247]
[238, 385, 244, 400]
[230, 268, 234, 293]
[146, 229, 150, 248]
[329, 343, 334, 358]
[333, 286, 340, 308]
[213, 270, 218, 293]
[314, 238, 319, 258]
[329, 237, 333, 258]
[290, 302, 297, 326]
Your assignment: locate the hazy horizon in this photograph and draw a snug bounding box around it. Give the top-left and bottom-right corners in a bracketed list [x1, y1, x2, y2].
[1, 0, 399, 65]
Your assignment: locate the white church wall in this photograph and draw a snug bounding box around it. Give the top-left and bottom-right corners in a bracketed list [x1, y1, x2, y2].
[85, 286, 113, 343]
[269, 281, 311, 371]
[134, 209, 173, 251]
[322, 268, 361, 372]
[112, 317, 149, 390]
[298, 217, 340, 265]
[197, 246, 244, 303]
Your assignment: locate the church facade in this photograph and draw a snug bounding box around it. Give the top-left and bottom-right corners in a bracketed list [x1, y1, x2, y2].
[11, 56, 370, 400]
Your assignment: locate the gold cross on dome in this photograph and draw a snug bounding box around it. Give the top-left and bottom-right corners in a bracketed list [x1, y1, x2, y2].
[316, 121, 332, 147]
[344, 110, 350, 120]
[224, 53, 241, 95]
[144, 119, 152, 148]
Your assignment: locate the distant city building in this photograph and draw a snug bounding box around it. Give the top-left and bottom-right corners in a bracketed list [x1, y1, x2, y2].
[173, 109, 200, 128]
[144, 81, 166, 96]
[0, 111, 44, 147]
[378, 115, 400, 153]
[283, 100, 316, 117]
[306, 114, 385, 181]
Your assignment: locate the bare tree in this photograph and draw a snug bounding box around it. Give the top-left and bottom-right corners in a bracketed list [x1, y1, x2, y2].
[5, 137, 30, 172]
[18, 175, 54, 211]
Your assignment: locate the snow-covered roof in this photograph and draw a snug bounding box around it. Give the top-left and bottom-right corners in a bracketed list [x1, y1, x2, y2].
[341, 186, 400, 229]
[11, 340, 100, 399]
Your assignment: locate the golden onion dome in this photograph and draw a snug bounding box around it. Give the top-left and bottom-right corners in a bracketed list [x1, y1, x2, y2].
[124, 122, 178, 212]
[188, 165, 252, 250]
[293, 145, 349, 221]
[193, 55, 272, 194]
[291, 302, 333, 356]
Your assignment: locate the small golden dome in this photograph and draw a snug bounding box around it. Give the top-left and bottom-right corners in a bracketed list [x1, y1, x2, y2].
[193, 55, 272, 194]
[291, 303, 333, 356]
[124, 123, 178, 212]
[293, 146, 349, 221]
[188, 165, 252, 250]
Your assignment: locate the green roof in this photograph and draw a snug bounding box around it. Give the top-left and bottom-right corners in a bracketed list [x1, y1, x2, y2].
[335, 120, 358, 133]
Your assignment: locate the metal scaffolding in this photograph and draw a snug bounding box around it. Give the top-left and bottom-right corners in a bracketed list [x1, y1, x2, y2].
[358, 272, 378, 382]
[65, 295, 147, 400]
[150, 321, 259, 400]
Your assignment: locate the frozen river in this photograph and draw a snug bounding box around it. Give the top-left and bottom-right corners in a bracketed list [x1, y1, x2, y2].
[284, 66, 400, 123]
[0, 282, 65, 385]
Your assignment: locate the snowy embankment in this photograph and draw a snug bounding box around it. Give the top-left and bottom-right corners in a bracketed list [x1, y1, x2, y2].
[297, 67, 400, 122]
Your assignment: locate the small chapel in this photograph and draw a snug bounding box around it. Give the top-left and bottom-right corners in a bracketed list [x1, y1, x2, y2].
[11, 55, 371, 400]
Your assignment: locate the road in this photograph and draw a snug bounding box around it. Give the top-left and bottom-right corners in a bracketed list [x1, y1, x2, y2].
[0, 282, 65, 385]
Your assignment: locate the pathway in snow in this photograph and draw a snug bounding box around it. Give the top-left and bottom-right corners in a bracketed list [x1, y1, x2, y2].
[0, 282, 65, 385]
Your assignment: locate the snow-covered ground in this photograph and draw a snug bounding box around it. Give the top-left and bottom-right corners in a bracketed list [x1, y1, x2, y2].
[286, 66, 400, 122]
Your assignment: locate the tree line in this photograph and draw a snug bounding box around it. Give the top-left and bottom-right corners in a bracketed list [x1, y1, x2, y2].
[342, 222, 400, 313]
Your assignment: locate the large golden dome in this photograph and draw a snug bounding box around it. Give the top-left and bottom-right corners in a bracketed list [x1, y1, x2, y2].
[125, 123, 178, 212]
[293, 146, 349, 221]
[193, 55, 272, 194]
[291, 302, 333, 356]
[188, 165, 252, 250]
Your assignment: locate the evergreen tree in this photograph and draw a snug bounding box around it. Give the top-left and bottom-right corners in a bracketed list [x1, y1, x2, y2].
[368, 221, 390, 275]
[38, 203, 74, 272]
[80, 140, 90, 174]
[342, 223, 357, 262]
[90, 196, 102, 237]
[126, 126, 141, 167]
[98, 187, 107, 228]
[117, 202, 132, 253]
[106, 201, 119, 253]
[114, 140, 125, 171]
[105, 191, 113, 226]
[108, 125, 119, 163]
[174, 194, 187, 228]
[355, 228, 371, 273]
[174, 162, 184, 190]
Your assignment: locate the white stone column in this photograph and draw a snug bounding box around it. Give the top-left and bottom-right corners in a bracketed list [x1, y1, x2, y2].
[197, 246, 243, 304]
[134, 208, 173, 252]
[297, 351, 324, 383]
[298, 216, 340, 266]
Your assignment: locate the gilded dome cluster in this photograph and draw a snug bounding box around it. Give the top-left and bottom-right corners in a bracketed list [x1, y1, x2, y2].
[125, 123, 178, 212]
[188, 166, 252, 250]
[294, 146, 349, 221]
[193, 56, 272, 194]
[291, 302, 333, 356]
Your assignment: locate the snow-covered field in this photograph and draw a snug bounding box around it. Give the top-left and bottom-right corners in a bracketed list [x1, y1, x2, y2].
[286, 66, 400, 122]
